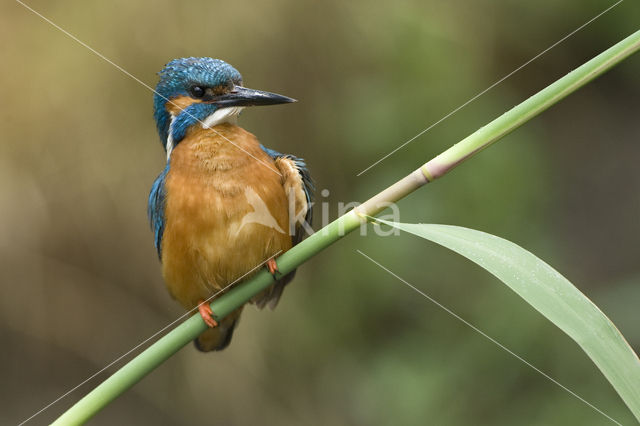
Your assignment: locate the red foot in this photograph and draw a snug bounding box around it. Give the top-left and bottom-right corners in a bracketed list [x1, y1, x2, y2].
[266, 258, 279, 276]
[197, 300, 218, 328]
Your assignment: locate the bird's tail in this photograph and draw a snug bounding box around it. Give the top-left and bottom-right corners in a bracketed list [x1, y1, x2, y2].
[194, 307, 243, 352]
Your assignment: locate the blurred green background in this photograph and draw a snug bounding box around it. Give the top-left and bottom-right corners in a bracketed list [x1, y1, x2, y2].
[2, 0, 639, 424]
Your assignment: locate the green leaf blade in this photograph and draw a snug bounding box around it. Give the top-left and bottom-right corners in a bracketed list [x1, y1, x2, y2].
[376, 220, 640, 421]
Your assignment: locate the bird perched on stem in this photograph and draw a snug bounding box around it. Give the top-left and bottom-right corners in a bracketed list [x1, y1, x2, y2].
[148, 58, 313, 351]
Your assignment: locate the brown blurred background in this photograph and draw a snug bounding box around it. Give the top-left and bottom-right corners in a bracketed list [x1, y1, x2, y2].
[2, 0, 639, 425]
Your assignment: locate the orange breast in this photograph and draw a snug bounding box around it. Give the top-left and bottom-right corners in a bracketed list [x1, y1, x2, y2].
[161, 123, 292, 310]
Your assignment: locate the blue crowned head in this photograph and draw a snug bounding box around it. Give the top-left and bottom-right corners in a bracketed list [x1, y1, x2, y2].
[153, 57, 295, 154]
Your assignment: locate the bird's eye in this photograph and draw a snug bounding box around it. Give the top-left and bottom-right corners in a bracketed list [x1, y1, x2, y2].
[190, 86, 205, 98]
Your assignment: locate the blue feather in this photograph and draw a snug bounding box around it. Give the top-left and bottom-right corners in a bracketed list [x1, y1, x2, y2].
[148, 164, 169, 259]
[170, 103, 216, 145]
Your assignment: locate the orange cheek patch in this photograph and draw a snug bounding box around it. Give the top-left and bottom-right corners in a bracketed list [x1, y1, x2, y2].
[210, 84, 230, 95]
[165, 96, 202, 116]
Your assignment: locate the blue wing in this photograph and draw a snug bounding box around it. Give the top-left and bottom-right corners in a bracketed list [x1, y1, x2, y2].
[260, 145, 314, 244]
[257, 145, 314, 309]
[148, 164, 169, 259]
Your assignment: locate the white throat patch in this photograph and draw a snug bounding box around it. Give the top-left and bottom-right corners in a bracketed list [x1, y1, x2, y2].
[166, 114, 176, 161]
[202, 106, 245, 129]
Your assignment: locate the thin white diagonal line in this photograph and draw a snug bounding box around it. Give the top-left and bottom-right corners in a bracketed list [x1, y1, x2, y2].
[15, 0, 282, 177]
[356, 0, 624, 176]
[17, 251, 281, 426]
[356, 250, 622, 425]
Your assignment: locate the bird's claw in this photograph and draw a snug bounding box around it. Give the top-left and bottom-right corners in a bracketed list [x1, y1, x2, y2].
[197, 301, 218, 328]
[266, 258, 279, 277]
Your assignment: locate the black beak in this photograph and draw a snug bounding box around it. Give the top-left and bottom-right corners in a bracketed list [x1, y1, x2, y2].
[212, 86, 296, 107]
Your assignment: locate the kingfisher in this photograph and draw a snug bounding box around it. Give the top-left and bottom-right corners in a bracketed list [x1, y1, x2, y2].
[148, 58, 313, 352]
